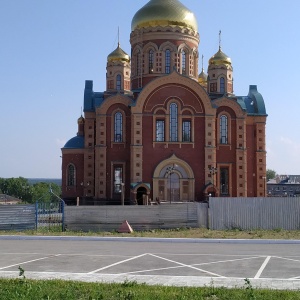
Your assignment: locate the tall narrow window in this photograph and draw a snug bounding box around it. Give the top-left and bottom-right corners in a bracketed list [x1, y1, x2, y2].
[149, 50, 154, 73]
[220, 77, 225, 93]
[116, 74, 121, 91]
[114, 112, 123, 142]
[67, 164, 75, 186]
[170, 103, 178, 142]
[156, 120, 165, 141]
[182, 121, 191, 142]
[136, 52, 140, 76]
[181, 50, 186, 75]
[113, 166, 123, 194]
[165, 49, 171, 74]
[220, 115, 228, 144]
[220, 168, 229, 195]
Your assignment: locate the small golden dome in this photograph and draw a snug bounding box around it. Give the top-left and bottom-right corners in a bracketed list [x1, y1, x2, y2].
[198, 69, 208, 84]
[209, 47, 232, 66]
[77, 115, 84, 124]
[131, 0, 198, 32]
[107, 43, 130, 63]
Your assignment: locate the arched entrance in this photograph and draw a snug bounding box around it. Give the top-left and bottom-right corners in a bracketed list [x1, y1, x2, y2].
[153, 154, 195, 202]
[136, 187, 147, 205]
[203, 183, 219, 201]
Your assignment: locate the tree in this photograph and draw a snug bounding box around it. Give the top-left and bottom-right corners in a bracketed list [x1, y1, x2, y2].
[32, 182, 61, 202]
[0, 177, 32, 202]
[0, 178, 61, 203]
[266, 169, 276, 181]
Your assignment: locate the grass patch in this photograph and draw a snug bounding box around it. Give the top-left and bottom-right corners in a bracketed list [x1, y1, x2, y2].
[1, 227, 300, 240]
[0, 278, 300, 300]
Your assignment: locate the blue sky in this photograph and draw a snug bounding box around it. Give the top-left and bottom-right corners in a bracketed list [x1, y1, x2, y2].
[1, 0, 299, 178]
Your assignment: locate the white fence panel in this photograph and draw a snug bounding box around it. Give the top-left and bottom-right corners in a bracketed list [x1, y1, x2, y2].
[209, 197, 300, 230]
[0, 205, 35, 230]
[65, 203, 198, 231]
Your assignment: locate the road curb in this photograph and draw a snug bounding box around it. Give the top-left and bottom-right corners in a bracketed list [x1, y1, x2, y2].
[1, 235, 300, 244]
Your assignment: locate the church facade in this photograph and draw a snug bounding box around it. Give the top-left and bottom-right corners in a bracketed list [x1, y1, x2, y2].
[61, 0, 267, 205]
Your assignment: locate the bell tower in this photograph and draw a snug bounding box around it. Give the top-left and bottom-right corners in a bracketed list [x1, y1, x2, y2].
[106, 35, 131, 95]
[207, 31, 233, 97]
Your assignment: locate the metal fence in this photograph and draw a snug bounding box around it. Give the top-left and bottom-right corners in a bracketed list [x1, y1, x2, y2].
[1, 197, 300, 232]
[65, 203, 199, 232]
[209, 197, 300, 230]
[0, 200, 65, 231]
[0, 205, 35, 230]
[35, 200, 65, 231]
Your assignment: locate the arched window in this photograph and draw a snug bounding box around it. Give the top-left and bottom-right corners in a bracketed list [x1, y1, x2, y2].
[170, 103, 178, 142]
[114, 112, 123, 142]
[220, 77, 225, 93]
[116, 74, 121, 91]
[220, 115, 228, 144]
[149, 50, 154, 73]
[136, 52, 140, 76]
[181, 50, 186, 75]
[165, 49, 171, 74]
[67, 164, 75, 186]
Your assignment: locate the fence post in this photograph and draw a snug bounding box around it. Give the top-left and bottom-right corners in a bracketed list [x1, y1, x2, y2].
[35, 201, 38, 230]
[61, 200, 65, 232]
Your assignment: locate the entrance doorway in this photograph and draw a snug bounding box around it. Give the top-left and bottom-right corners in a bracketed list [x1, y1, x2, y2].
[168, 172, 180, 202]
[136, 187, 147, 205]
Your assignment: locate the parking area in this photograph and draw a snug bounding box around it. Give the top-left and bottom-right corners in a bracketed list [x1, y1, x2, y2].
[1, 236, 300, 289]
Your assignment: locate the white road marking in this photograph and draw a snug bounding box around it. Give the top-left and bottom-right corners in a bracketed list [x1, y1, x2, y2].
[117, 256, 262, 276]
[0, 254, 61, 270]
[272, 256, 300, 263]
[289, 275, 300, 279]
[87, 253, 148, 274]
[149, 253, 225, 277]
[254, 256, 271, 279]
[195, 256, 262, 266]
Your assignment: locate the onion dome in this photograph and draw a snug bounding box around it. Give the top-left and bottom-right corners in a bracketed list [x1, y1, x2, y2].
[198, 68, 207, 84]
[107, 43, 130, 63]
[131, 0, 198, 32]
[77, 115, 84, 124]
[209, 47, 232, 67]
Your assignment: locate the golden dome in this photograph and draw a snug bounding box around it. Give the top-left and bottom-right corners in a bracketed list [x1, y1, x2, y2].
[209, 47, 231, 66]
[77, 115, 84, 124]
[198, 69, 207, 84]
[131, 0, 198, 32]
[107, 43, 130, 63]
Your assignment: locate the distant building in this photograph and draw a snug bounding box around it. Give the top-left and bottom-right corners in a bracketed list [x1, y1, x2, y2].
[267, 175, 300, 197]
[61, 0, 267, 205]
[0, 194, 22, 205]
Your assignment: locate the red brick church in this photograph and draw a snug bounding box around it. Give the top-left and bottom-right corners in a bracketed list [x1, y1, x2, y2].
[61, 0, 267, 205]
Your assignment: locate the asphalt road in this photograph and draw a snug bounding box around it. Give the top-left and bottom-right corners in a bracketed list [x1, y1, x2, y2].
[1, 236, 300, 290]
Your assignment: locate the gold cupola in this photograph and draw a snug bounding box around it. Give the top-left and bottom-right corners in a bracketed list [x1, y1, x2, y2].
[77, 115, 85, 136]
[198, 54, 208, 88]
[107, 43, 130, 63]
[131, 0, 198, 32]
[106, 42, 131, 94]
[209, 47, 231, 67]
[207, 31, 234, 96]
